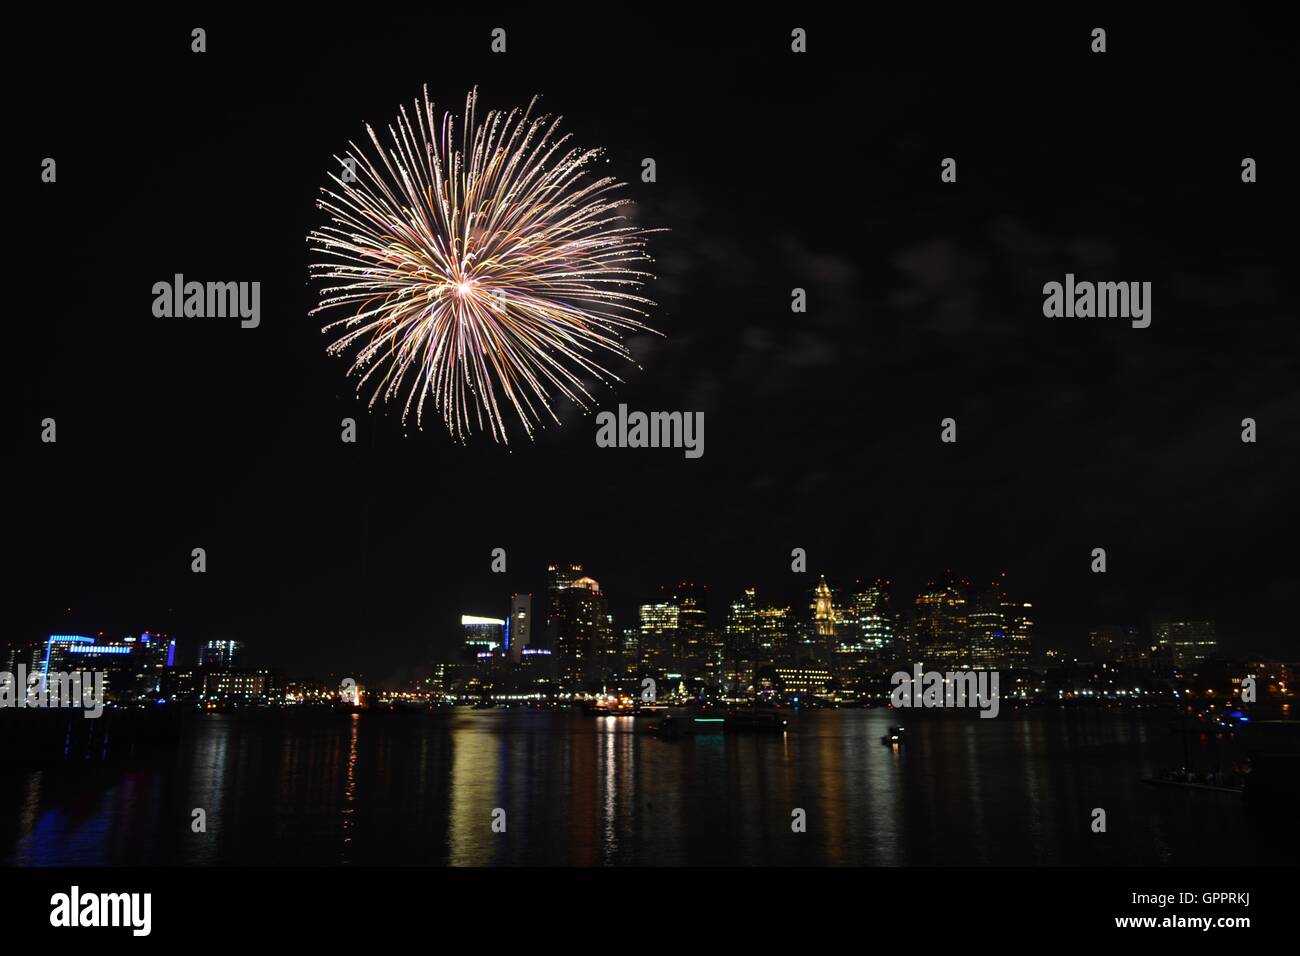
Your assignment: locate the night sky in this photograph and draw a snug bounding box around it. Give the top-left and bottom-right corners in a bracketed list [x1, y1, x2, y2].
[15, 14, 1299, 681]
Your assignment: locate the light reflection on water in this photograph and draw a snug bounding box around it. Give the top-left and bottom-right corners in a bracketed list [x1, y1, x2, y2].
[0, 709, 1281, 866]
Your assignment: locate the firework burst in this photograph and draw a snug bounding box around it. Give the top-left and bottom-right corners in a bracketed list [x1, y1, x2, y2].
[309, 87, 662, 444]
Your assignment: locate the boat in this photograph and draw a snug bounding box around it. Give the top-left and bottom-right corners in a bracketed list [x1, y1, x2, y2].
[583, 692, 636, 716]
[1142, 769, 1244, 794]
[881, 725, 907, 746]
[646, 714, 726, 738]
[1168, 715, 1233, 737]
[723, 706, 788, 733]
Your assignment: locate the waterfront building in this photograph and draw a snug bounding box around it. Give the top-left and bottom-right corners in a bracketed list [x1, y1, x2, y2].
[462, 615, 505, 659]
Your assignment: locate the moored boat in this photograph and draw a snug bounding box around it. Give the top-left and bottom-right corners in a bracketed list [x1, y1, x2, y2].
[646, 714, 726, 738]
[1142, 768, 1245, 794]
[723, 706, 788, 733]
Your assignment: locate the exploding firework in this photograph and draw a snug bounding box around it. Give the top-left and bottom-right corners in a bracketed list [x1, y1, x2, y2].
[308, 87, 662, 444]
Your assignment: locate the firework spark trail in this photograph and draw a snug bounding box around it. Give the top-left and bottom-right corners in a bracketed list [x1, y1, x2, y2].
[309, 87, 662, 444]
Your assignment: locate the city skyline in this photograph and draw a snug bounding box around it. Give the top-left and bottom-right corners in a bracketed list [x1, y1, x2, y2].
[11, 558, 1268, 690]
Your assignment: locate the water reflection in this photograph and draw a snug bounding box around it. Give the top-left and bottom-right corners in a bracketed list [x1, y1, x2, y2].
[341, 713, 359, 862]
[0, 709, 1284, 866]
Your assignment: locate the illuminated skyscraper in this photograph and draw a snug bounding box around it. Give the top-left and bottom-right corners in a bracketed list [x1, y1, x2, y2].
[602, 611, 621, 674]
[1089, 624, 1140, 665]
[830, 579, 893, 683]
[968, 578, 1008, 670]
[621, 627, 640, 668]
[200, 639, 243, 670]
[1153, 619, 1217, 668]
[135, 631, 176, 698]
[507, 594, 532, 663]
[756, 604, 795, 663]
[718, 587, 759, 690]
[1002, 596, 1033, 669]
[554, 575, 612, 688]
[38, 634, 95, 676]
[725, 587, 758, 663]
[40, 634, 143, 702]
[912, 572, 970, 668]
[672, 581, 709, 670]
[639, 602, 679, 673]
[845, 579, 894, 654]
[547, 563, 583, 593]
[462, 616, 505, 659]
[812, 575, 837, 644]
[544, 563, 584, 650]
